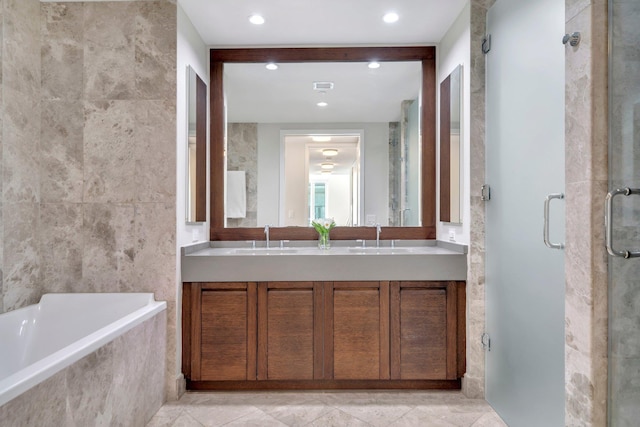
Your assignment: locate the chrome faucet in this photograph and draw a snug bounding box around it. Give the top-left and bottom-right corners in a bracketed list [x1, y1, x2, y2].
[376, 224, 382, 248]
[264, 224, 271, 248]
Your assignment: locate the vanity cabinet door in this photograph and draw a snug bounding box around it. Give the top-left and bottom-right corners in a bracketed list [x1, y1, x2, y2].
[257, 282, 323, 380]
[326, 282, 390, 380]
[188, 283, 257, 381]
[390, 281, 464, 380]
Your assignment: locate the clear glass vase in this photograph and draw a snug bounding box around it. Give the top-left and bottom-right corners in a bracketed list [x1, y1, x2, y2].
[318, 232, 330, 250]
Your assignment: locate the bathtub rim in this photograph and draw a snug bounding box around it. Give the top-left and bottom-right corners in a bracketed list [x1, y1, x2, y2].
[0, 293, 166, 407]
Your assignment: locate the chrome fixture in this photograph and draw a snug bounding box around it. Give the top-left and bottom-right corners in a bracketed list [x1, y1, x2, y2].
[376, 224, 382, 248]
[264, 224, 271, 248]
[356, 239, 366, 248]
[279, 240, 289, 249]
[562, 32, 581, 47]
[605, 188, 640, 258]
[481, 184, 491, 201]
[543, 193, 565, 249]
[247, 240, 256, 249]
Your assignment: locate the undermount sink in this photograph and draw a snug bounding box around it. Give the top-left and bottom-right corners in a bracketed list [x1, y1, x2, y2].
[232, 248, 299, 255]
[347, 247, 413, 254]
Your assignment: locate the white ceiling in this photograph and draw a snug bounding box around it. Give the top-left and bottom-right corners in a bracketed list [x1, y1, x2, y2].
[178, 0, 467, 47]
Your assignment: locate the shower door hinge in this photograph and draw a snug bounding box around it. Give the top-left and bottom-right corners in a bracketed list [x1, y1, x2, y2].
[481, 333, 491, 351]
[482, 34, 491, 54]
[481, 184, 491, 201]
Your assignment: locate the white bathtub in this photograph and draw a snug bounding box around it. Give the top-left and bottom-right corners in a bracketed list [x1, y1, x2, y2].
[0, 293, 166, 407]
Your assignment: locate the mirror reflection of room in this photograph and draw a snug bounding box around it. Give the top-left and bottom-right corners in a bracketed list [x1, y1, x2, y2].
[223, 61, 423, 228]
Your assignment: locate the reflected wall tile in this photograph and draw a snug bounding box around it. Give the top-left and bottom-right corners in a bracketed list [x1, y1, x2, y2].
[41, 101, 83, 203]
[81, 203, 135, 292]
[39, 203, 82, 293]
[3, 0, 41, 99]
[2, 203, 41, 311]
[136, 1, 177, 100]
[83, 100, 136, 203]
[41, 3, 84, 101]
[135, 100, 176, 203]
[83, 2, 136, 100]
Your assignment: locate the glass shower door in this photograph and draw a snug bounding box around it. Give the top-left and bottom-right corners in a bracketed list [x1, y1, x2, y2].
[608, 2, 640, 425]
[485, 0, 565, 425]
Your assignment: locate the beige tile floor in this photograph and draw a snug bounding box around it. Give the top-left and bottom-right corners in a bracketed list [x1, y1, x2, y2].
[147, 391, 508, 427]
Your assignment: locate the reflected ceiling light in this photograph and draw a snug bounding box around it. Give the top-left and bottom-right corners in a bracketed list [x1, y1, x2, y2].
[265, 63, 278, 70]
[249, 14, 265, 25]
[368, 61, 381, 69]
[321, 170, 333, 174]
[321, 163, 334, 170]
[312, 136, 331, 142]
[383, 12, 399, 23]
[317, 102, 328, 107]
[322, 149, 339, 157]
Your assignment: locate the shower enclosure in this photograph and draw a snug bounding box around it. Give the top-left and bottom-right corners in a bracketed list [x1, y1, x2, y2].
[607, 1, 640, 425]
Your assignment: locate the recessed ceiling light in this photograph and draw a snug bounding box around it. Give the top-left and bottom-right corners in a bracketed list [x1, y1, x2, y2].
[368, 61, 381, 69]
[265, 63, 278, 70]
[321, 163, 334, 170]
[322, 149, 339, 157]
[249, 14, 265, 25]
[312, 136, 331, 142]
[383, 12, 399, 23]
[317, 102, 328, 107]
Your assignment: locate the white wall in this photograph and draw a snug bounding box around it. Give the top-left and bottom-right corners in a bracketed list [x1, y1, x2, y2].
[176, 2, 209, 386]
[257, 122, 389, 227]
[437, 1, 471, 244]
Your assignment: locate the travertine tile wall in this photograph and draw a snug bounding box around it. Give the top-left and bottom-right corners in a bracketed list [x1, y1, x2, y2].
[227, 123, 258, 227]
[464, 0, 494, 399]
[1, 0, 42, 313]
[1, 0, 178, 400]
[564, 1, 609, 425]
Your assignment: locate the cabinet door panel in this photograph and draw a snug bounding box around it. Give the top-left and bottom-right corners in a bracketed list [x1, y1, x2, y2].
[266, 289, 314, 379]
[201, 290, 249, 380]
[399, 288, 447, 379]
[333, 288, 381, 379]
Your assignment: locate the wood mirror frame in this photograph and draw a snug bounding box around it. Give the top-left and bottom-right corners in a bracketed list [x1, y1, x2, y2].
[209, 46, 436, 241]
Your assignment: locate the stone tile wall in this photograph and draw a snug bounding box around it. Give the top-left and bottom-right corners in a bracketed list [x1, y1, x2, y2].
[0, 0, 178, 401]
[464, 0, 495, 399]
[564, 1, 609, 425]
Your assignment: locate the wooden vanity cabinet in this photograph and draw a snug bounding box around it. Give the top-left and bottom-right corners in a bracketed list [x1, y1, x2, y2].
[183, 281, 465, 389]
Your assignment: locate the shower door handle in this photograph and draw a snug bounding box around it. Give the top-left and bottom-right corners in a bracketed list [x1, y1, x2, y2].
[605, 188, 640, 258]
[543, 193, 565, 249]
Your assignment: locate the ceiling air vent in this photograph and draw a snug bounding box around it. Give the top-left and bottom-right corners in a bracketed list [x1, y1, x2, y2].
[313, 81, 334, 91]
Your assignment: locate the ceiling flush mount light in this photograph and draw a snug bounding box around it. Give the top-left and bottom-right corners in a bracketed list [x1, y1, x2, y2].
[383, 12, 399, 23]
[322, 149, 339, 157]
[321, 163, 334, 170]
[317, 102, 328, 107]
[312, 136, 331, 142]
[249, 14, 265, 25]
[321, 170, 333, 174]
[265, 63, 278, 70]
[368, 61, 381, 69]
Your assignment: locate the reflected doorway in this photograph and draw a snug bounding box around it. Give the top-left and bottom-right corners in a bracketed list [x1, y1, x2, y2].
[282, 132, 362, 226]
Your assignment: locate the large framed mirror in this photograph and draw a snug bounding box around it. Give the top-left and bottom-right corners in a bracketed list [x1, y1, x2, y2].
[210, 47, 436, 241]
[439, 65, 462, 224]
[186, 65, 207, 223]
